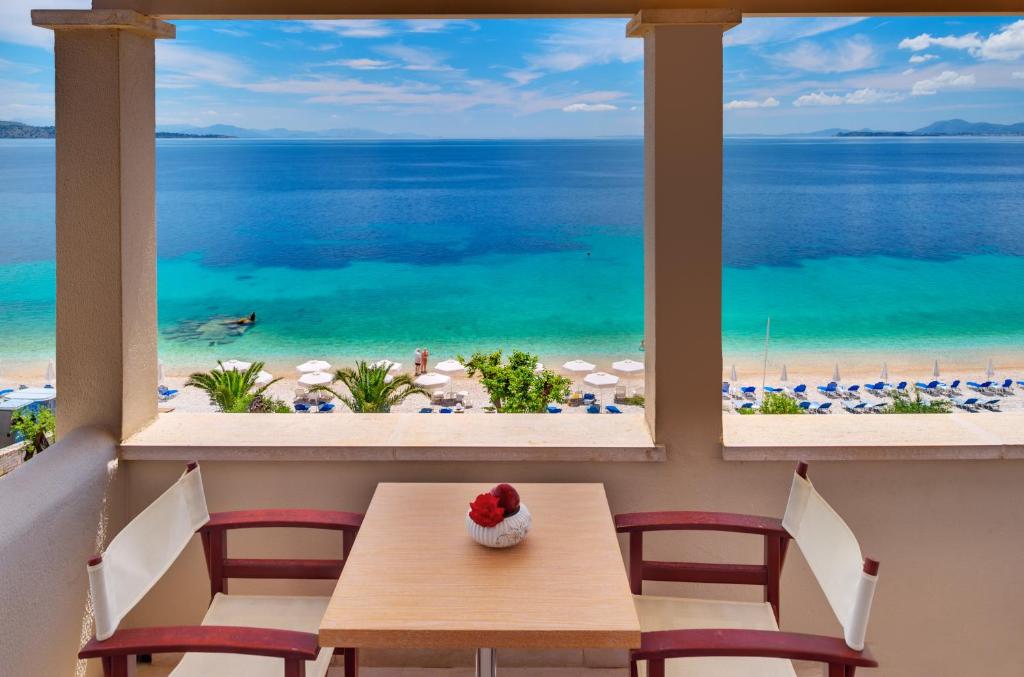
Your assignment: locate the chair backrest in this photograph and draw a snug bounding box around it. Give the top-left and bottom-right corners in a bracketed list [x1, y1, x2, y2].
[88, 464, 210, 640]
[782, 465, 878, 651]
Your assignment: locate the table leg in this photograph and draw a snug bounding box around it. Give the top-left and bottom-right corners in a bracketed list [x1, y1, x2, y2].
[475, 648, 497, 677]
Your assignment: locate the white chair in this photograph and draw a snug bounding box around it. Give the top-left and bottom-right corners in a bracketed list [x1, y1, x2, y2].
[616, 463, 879, 677]
[79, 462, 363, 677]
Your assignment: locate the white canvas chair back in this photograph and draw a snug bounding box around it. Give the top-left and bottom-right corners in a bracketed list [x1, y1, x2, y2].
[782, 469, 878, 651]
[88, 465, 210, 640]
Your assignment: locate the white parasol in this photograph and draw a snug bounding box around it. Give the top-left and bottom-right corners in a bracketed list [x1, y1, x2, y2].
[297, 359, 331, 373]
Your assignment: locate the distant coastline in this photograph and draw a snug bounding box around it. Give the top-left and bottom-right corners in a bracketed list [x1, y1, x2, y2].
[0, 121, 234, 139]
[730, 119, 1024, 138]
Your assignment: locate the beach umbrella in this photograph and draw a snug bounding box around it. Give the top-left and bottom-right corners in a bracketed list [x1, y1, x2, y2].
[563, 359, 596, 373]
[932, 360, 940, 379]
[986, 358, 995, 379]
[298, 371, 332, 386]
[612, 359, 644, 374]
[729, 364, 738, 382]
[832, 363, 841, 383]
[779, 365, 788, 383]
[370, 360, 402, 373]
[297, 359, 331, 373]
[254, 370, 274, 386]
[218, 359, 252, 372]
[880, 362, 889, 382]
[584, 372, 620, 388]
[45, 359, 55, 384]
[157, 360, 166, 386]
[434, 359, 465, 374]
[584, 372, 620, 410]
[534, 363, 545, 374]
[414, 372, 450, 389]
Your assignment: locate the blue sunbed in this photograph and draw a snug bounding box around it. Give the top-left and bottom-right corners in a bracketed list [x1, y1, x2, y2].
[953, 397, 979, 411]
[817, 382, 838, 397]
[605, 405, 622, 414]
[980, 399, 1001, 411]
[547, 405, 562, 413]
[587, 404, 601, 414]
[764, 386, 784, 393]
[294, 403, 310, 412]
[318, 402, 335, 413]
[439, 407, 453, 413]
[419, 407, 433, 413]
[815, 402, 832, 413]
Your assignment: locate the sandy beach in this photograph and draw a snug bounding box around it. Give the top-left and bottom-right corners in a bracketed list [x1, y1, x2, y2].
[4, 350, 1024, 416]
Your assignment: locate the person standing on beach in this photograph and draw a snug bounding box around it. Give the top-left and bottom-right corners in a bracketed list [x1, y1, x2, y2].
[414, 348, 422, 376]
[422, 347, 429, 374]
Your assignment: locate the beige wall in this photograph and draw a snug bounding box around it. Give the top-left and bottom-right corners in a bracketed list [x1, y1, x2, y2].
[0, 428, 122, 677]
[121, 455, 1024, 676]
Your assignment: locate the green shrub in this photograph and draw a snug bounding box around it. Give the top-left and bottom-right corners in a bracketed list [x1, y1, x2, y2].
[622, 394, 645, 407]
[882, 391, 952, 414]
[758, 392, 805, 414]
[459, 350, 571, 413]
[11, 407, 55, 460]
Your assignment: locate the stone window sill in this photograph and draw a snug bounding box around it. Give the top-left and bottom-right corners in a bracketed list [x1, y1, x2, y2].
[120, 412, 665, 462]
[722, 412, 1024, 461]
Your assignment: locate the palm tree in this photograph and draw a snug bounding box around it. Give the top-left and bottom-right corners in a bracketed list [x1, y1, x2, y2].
[186, 361, 282, 413]
[309, 361, 427, 413]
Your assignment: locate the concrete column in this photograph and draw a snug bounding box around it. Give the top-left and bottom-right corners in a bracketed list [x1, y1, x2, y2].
[32, 10, 175, 439]
[628, 10, 740, 445]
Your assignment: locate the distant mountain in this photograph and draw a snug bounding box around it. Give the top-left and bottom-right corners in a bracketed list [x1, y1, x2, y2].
[156, 124, 431, 140]
[0, 121, 55, 138]
[838, 119, 1024, 137]
[0, 121, 231, 139]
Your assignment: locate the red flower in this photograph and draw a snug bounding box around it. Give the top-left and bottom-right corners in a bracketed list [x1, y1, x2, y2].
[469, 492, 505, 527]
[490, 483, 521, 517]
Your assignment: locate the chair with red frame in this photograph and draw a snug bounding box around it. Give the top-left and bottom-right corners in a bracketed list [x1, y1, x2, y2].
[615, 462, 880, 677]
[78, 462, 363, 677]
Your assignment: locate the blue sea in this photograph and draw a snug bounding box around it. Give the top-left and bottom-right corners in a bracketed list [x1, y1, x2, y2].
[1, 137, 1023, 370]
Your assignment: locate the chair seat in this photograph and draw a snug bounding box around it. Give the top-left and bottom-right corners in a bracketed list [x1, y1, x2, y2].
[634, 595, 797, 677]
[170, 594, 333, 677]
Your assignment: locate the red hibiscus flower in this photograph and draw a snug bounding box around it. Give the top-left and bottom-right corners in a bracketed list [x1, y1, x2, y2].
[469, 492, 505, 527]
[490, 483, 521, 517]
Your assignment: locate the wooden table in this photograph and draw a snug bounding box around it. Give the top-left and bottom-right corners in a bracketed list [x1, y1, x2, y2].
[319, 483, 640, 676]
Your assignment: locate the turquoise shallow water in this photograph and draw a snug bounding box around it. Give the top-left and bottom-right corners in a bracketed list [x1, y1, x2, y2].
[1, 137, 1023, 371]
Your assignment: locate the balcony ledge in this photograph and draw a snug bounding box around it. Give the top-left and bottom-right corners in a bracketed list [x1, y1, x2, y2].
[120, 412, 664, 462]
[723, 412, 1024, 461]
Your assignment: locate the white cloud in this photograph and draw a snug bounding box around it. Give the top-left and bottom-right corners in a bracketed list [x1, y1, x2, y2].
[331, 58, 396, 70]
[793, 87, 902, 106]
[723, 97, 780, 110]
[899, 33, 982, 52]
[404, 20, 478, 33]
[157, 43, 251, 88]
[0, 78, 55, 123]
[302, 20, 392, 38]
[213, 28, 250, 38]
[899, 20, 1024, 62]
[979, 19, 1024, 61]
[504, 70, 543, 85]
[0, 0, 89, 49]
[902, 68, 916, 75]
[770, 36, 879, 73]
[523, 21, 642, 77]
[562, 102, 618, 112]
[911, 70, 976, 95]
[375, 44, 454, 72]
[844, 87, 904, 104]
[793, 91, 844, 107]
[908, 53, 938, 64]
[724, 17, 866, 47]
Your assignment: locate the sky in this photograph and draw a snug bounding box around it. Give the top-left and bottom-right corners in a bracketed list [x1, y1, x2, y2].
[2, 1, 1024, 136]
